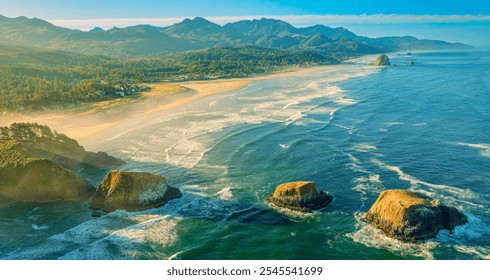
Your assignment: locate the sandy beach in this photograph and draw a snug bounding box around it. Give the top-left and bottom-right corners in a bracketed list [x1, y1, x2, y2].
[0, 65, 331, 146]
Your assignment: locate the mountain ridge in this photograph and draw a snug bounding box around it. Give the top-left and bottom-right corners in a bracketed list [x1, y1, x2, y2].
[0, 14, 473, 57]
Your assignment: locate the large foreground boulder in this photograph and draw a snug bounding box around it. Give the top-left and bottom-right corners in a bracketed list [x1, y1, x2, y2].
[0, 141, 94, 203]
[365, 190, 468, 241]
[374, 54, 391, 66]
[267, 181, 333, 212]
[90, 170, 181, 212]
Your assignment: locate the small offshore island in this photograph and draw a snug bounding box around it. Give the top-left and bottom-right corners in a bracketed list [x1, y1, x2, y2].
[0, 13, 484, 261]
[0, 122, 468, 244]
[0, 15, 470, 112]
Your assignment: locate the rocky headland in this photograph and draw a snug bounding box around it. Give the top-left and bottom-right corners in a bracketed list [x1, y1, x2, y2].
[0, 123, 124, 204]
[0, 123, 124, 175]
[0, 140, 94, 203]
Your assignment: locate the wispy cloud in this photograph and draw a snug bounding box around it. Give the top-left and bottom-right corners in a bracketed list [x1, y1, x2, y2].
[49, 14, 490, 30]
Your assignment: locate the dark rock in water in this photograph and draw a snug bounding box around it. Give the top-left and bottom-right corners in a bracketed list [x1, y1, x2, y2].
[91, 211, 101, 218]
[267, 181, 333, 212]
[407, 52, 413, 55]
[365, 189, 468, 242]
[373, 54, 391, 66]
[0, 140, 94, 203]
[0, 123, 124, 175]
[90, 170, 181, 212]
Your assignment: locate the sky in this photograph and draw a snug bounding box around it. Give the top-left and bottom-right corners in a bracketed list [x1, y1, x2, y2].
[1, 0, 489, 46]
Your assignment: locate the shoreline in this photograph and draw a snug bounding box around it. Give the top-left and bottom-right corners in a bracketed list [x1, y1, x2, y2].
[0, 64, 336, 147]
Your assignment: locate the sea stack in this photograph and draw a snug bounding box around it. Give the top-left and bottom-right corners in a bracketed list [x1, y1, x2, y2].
[374, 54, 391, 66]
[267, 181, 333, 212]
[90, 170, 181, 212]
[365, 190, 467, 242]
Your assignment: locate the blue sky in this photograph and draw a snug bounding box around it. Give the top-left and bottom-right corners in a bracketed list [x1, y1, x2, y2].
[1, 0, 489, 46]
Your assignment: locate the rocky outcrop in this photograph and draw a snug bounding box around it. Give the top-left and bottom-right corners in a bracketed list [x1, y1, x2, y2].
[365, 190, 468, 242]
[0, 141, 94, 203]
[90, 170, 181, 212]
[267, 181, 333, 212]
[374, 54, 391, 66]
[0, 123, 124, 175]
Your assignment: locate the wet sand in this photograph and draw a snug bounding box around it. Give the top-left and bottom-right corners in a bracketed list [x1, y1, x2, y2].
[0, 65, 332, 147]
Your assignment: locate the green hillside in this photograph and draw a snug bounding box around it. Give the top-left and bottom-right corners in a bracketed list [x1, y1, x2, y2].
[0, 15, 473, 57]
[0, 14, 473, 111]
[0, 45, 337, 111]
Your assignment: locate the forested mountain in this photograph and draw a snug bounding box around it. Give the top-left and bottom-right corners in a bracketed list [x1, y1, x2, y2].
[0, 15, 77, 45]
[0, 14, 473, 111]
[48, 26, 197, 56]
[0, 15, 472, 57]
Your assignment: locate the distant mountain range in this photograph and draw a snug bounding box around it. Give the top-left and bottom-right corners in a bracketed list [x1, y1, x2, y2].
[0, 15, 472, 57]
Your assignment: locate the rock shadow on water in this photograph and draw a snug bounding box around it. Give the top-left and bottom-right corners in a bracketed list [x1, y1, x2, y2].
[112, 158, 294, 226]
[0, 151, 296, 259]
[0, 190, 292, 260]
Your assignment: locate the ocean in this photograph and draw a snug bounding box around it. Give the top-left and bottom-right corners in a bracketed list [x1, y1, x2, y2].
[1, 51, 489, 260]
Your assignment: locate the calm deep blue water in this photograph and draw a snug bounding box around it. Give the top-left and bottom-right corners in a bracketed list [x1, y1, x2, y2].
[1, 51, 489, 259]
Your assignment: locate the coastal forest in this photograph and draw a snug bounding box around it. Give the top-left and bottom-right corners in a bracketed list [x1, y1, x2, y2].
[0, 45, 336, 110]
[0, 15, 471, 111]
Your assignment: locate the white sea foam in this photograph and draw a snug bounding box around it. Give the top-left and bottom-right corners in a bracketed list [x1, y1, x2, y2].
[453, 245, 490, 260]
[27, 207, 42, 214]
[347, 153, 360, 164]
[31, 223, 49, 231]
[348, 152, 385, 207]
[266, 201, 315, 220]
[215, 187, 234, 201]
[180, 184, 207, 195]
[58, 215, 181, 260]
[305, 81, 320, 90]
[352, 174, 385, 196]
[333, 97, 357, 105]
[4, 210, 182, 259]
[347, 212, 438, 259]
[250, 84, 343, 126]
[334, 124, 354, 134]
[453, 142, 490, 157]
[284, 111, 306, 125]
[91, 63, 380, 170]
[168, 251, 184, 260]
[279, 143, 290, 149]
[308, 106, 337, 115]
[209, 177, 241, 201]
[353, 143, 377, 152]
[371, 158, 484, 212]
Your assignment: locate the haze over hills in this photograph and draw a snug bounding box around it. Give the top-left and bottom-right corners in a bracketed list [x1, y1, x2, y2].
[0, 14, 474, 111]
[0, 15, 472, 57]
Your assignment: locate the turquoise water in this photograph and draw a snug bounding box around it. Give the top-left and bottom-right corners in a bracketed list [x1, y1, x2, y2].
[1, 51, 489, 259]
